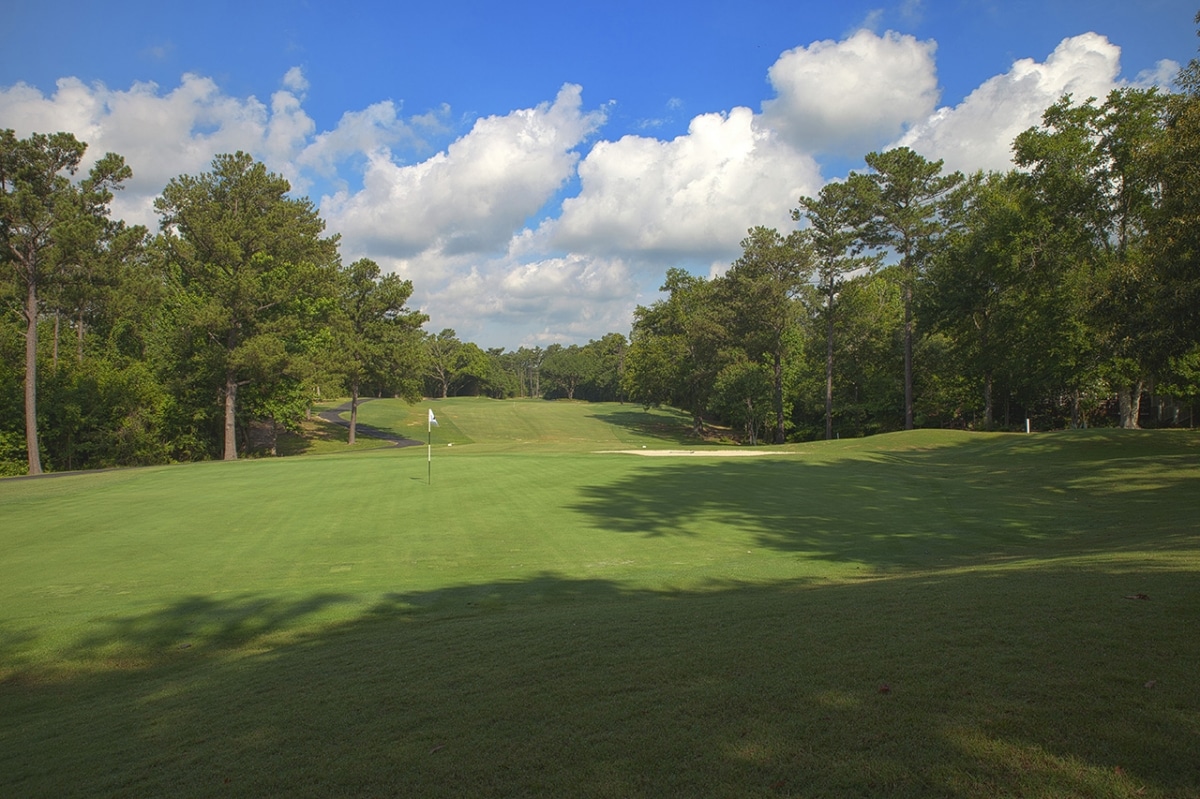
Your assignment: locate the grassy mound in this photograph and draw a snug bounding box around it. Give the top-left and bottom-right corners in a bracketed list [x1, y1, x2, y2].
[2, 399, 1198, 797]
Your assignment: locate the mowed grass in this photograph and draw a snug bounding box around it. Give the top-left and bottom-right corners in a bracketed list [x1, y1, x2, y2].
[1, 399, 1198, 798]
[351, 395, 704, 449]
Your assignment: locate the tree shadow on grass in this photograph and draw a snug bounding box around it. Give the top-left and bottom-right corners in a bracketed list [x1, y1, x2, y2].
[3, 432, 1198, 796]
[275, 399, 422, 456]
[569, 432, 1200, 570]
[585, 408, 699, 446]
[3, 565, 1199, 798]
[65, 593, 360, 664]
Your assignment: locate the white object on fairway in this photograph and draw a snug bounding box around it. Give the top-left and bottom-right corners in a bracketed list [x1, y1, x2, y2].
[427, 409, 438, 485]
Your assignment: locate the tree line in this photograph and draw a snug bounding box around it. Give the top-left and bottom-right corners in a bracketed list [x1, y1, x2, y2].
[0, 137, 634, 476]
[618, 76, 1200, 444]
[463, 51, 1200, 445]
[4, 29, 1200, 474]
[0, 146, 428, 475]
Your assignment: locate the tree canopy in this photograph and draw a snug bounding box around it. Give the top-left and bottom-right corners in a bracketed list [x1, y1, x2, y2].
[155, 152, 340, 459]
[5, 38, 1200, 474]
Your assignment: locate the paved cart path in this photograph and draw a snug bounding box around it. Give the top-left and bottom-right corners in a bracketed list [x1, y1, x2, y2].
[317, 398, 423, 448]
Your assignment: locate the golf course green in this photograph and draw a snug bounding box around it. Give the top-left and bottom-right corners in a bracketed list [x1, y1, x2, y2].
[2, 398, 1198, 797]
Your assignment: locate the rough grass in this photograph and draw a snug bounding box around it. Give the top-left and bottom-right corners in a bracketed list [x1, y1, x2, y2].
[1, 400, 1198, 798]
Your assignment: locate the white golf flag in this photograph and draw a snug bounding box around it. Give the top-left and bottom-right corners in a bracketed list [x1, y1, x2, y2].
[428, 408, 439, 428]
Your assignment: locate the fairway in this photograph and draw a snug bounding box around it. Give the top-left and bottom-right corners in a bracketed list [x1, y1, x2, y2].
[2, 399, 1199, 798]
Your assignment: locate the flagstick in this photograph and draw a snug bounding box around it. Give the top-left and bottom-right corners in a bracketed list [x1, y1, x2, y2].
[426, 408, 439, 485]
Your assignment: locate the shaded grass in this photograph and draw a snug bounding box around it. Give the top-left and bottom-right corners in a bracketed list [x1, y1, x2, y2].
[574, 429, 1200, 570]
[354, 396, 472, 446]
[1, 403, 1198, 797]
[274, 412, 399, 456]
[3, 568, 1197, 798]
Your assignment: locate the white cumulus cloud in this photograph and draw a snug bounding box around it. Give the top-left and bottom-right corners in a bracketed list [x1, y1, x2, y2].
[761, 28, 940, 156]
[296, 100, 432, 184]
[0, 24, 1178, 347]
[0, 68, 438, 229]
[893, 33, 1130, 173]
[0, 72, 317, 227]
[385, 249, 639, 346]
[321, 84, 605, 259]
[545, 106, 821, 262]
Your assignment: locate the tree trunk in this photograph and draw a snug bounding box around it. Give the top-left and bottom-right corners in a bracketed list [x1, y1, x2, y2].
[348, 382, 359, 445]
[24, 278, 43, 475]
[825, 294, 834, 441]
[223, 377, 238, 460]
[52, 312, 60, 373]
[903, 280, 914, 431]
[773, 350, 785, 444]
[1118, 382, 1143, 429]
[983, 371, 993, 430]
[76, 308, 84, 363]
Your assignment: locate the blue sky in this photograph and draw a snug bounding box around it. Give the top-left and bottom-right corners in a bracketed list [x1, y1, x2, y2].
[1, 1, 1194, 347]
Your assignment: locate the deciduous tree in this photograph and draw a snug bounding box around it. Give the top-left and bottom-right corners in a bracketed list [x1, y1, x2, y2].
[336, 258, 427, 444]
[542, 344, 597, 400]
[720, 226, 812, 444]
[1154, 16, 1200, 363]
[624, 268, 725, 435]
[155, 152, 339, 459]
[0, 130, 131, 473]
[1014, 89, 1168, 427]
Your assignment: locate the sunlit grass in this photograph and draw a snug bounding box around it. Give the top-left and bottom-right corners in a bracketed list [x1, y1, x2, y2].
[353, 395, 702, 451]
[1, 400, 1198, 797]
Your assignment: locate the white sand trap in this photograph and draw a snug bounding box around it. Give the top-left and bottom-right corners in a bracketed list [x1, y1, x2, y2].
[596, 449, 793, 457]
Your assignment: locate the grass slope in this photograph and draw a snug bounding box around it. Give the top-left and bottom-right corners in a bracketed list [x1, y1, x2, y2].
[1, 399, 1198, 798]
[353, 396, 703, 450]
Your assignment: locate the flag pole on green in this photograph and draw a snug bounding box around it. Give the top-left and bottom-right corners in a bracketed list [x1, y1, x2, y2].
[427, 408, 438, 484]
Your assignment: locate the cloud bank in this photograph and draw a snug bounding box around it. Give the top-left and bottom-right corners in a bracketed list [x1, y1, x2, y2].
[0, 28, 1160, 346]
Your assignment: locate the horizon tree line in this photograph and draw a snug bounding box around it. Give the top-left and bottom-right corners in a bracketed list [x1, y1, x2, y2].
[4, 29, 1200, 474]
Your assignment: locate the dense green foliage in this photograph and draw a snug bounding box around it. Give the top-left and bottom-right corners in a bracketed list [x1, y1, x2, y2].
[155, 152, 342, 460]
[336, 258, 427, 443]
[4, 35, 1200, 473]
[622, 80, 1200, 441]
[1, 148, 428, 473]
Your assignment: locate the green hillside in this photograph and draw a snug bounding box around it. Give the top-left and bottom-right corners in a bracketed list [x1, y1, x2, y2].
[2, 399, 1198, 797]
